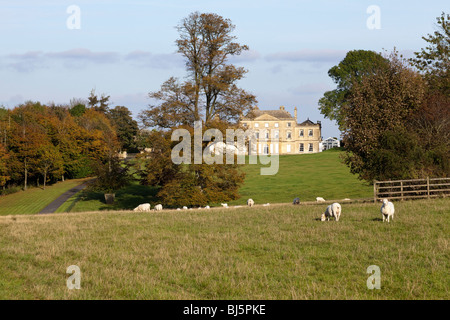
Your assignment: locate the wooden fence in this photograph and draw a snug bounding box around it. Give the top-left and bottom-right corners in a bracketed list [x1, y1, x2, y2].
[373, 177, 450, 202]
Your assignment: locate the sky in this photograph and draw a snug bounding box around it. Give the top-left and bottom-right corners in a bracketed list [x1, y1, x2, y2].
[1, 0, 449, 139]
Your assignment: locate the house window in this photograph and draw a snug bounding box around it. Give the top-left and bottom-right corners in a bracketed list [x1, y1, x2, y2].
[287, 122, 291, 127]
[275, 144, 279, 154]
[263, 144, 269, 155]
[265, 131, 269, 139]
[265, 123, 269, 128]
[309, 143, 313, 152]
[287, 144, 291, 153]
[275, 123, 279, 128]
[299, 129, 304, 137]
[254, 123, 259, 128]
[287, 132, 292, 139]
[273, 130, 279, 139]
[299, 143, 304, 152]
[309, 129, 313, 137]
[255, 132, 260, 139]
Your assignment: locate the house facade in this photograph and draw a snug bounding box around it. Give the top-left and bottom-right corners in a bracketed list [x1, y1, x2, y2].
[240, 106, 322, 155]
[322, 137, 340, 150]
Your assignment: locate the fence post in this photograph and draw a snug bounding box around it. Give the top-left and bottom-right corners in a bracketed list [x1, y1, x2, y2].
[373, 180, 377, 203]
[427, 176, 430, 199]
[401, 181, 404, 201]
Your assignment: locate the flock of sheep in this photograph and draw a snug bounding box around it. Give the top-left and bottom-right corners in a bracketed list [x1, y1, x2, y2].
[132, 197, 395, 223]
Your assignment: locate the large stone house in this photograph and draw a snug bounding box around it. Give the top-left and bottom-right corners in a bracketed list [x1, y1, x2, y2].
[240, 106, 322, 155]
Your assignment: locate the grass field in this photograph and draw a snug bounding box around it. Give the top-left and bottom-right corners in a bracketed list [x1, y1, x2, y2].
[0, 198, 448, 299]
[57, 150, 374, 213]
[0, 178, 90, 216]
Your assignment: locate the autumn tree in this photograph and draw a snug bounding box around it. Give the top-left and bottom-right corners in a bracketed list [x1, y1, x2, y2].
[0, 143, 10, 189]
[36, 143, 64, 189]
[318, 50, 390, 130]
[342, 52, 427, 181]
[139, 12, 257, 128]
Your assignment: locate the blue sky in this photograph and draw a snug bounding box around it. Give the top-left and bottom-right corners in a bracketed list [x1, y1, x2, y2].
[1, 0, 448, 138]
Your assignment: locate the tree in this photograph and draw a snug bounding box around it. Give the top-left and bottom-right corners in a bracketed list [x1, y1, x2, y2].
[36, 143, 64, 189]
[139, 12, 257, 128]
[108, 106, 139, 152]
[342, 52, 426, 181]
[88, 89, 110, 114]
[318, 50, 390, 130]
[0, 143, 10, 188]
[410, 12, 450, 95]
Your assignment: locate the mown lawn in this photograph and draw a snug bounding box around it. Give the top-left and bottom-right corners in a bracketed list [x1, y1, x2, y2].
[0, 198, 448, 299]
[0, 178, 90, 216]
[58, 150, 373, 212]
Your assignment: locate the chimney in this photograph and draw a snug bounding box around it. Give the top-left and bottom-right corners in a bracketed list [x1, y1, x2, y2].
[294, 107, 298, 122]
[280, 106, 285, 111]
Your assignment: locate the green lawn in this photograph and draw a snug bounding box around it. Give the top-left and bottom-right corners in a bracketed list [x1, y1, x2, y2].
[0, 198, 448, 299]
[0, 178, 90, 216]
[229, 149, 372, 205]
[58, 150, 373, 212]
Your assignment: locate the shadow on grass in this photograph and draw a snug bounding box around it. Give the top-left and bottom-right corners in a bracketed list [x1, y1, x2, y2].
[78, 183, 159, 211]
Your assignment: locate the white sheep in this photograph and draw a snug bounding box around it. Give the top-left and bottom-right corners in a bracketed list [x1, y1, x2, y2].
[182, 206, 188, 210]
[380, 199, 395, 223]
[177, 208, 181, 210]
[221, 203, 228, 208]
[247, 199, 254, 207]
[154, 204, 163, 211]
[133, 203, 151, 212]
[262, 203, 270, 207]
[205, 205, 210, 209]
[321, 203, 342, 221]
[293, 197, 300, 205]
[316, 197, 326, 202]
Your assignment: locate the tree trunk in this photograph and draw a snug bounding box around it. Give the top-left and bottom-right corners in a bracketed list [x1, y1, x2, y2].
[43, 172, 46, 190]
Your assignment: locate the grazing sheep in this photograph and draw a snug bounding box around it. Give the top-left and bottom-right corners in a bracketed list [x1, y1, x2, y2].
[321, 203, 342, 221]
[205, 205, 210, 209]
[221, 203, 228, 208]
[154, 204, 163, 211]
[182, 206, 188, 210]
[133, 203, 151, 212]
[247, 199, 255, 207]
[177, 208, 181, 210]
[380, 199, 395, 223]
[316, 197, 326, 202]
[262, 203, 270, 207]
[293, 197, 300, 205]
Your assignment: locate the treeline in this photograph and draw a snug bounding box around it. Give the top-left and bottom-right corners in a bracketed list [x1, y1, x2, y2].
[319, 12, 450, 181]
[0, 92, 139, 193]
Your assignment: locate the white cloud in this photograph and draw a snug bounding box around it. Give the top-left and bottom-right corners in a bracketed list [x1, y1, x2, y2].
[266, 49, 346, 64]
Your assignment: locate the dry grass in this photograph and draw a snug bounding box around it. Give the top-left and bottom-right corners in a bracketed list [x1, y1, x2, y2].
[0, 198, 448, 299]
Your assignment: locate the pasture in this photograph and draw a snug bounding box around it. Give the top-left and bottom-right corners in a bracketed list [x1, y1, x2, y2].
[56, 150, 374, 213]
[0, 198, 448, 299]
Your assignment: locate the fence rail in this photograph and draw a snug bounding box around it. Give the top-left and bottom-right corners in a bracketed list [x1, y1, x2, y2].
[373, 177, 450, 202]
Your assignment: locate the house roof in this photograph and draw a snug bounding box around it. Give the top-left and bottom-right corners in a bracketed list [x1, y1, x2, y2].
[298, 119, 317, 126]
[243, 109, 294, 120]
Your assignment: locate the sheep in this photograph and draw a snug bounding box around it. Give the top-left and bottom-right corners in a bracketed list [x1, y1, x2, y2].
[133, 203, 151, 212]
[321, 203, 342, 221]
[221, 203, 228, 208]
[316, 197, 326, 202]
[293, 197, 300, 205]
[154, 204, 163, 211]
[182, 206, 188, 210]
[262, 203, 270, 207]
[247, 199, 254, 207]
[380, 199, 395, 223]
[205, 205, 210, 209]
[177, 208, 181, 211]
